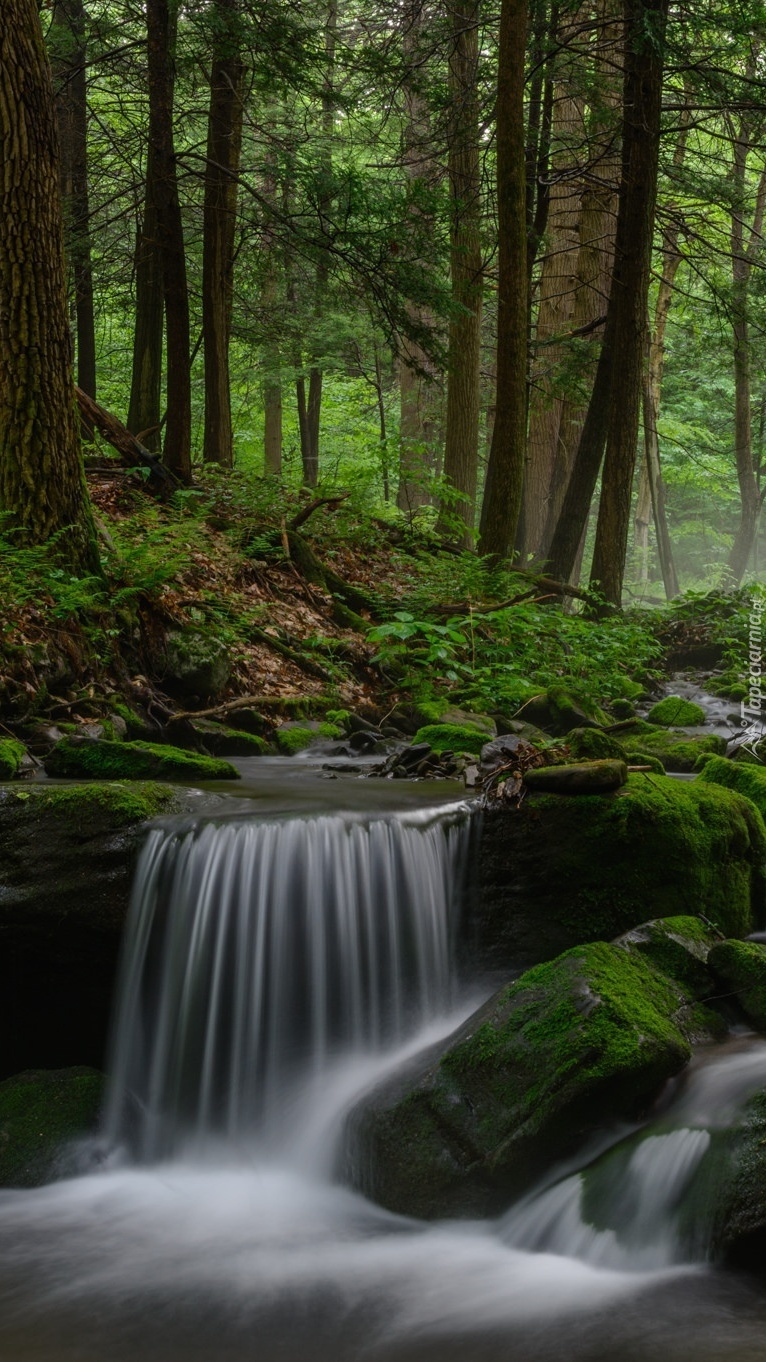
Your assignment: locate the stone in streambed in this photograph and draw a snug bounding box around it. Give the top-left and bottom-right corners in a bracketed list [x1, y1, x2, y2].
[349, 942, 692, 1219]
[44, 735, 239, 781]
[647, 696, 707, 727]
[0, 1067, 104, 1187]
[513, 686, 609, 736]
[708, 939, 766, 1031]
[698, 756, 766, 821]
[524, 760, 627, 794]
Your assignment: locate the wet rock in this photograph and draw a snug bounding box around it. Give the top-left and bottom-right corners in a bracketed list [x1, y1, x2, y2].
[0, 1067, 104, 1187]
[524, 760, 627, 795]
[44, 735, 240, 782]
[161, 627, 231, 699]
[564, 727, 628, 763]
[647, 696, 707, 727]
[162, 717, 271, 757]
[275, 721, 342, 755]
[708, 939, 766, 1031]
[349, 942, 692, 1219]
[473, 774, 766, 972]
[513, 686, 609, 736]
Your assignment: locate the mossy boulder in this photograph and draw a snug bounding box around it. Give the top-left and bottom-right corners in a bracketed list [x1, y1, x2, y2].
[698, 756, 766, 820]
[565, 727, 627, 763]
[619, 720, 725, 772]
[514, 686, 609, 737]
[474, 775, 766, 971]
[162, 626, 231, 699]
[708, 940, 766, 1031]
[613, 915, 722, 1014]
[275, 721, 342, 754]
[524, 760, 627, 795]
[624, 750, 665, 774]
[0, 1067, 103, 1187]
[647, 696, 707, 727]
[0, 738, 29, 779]
[0, 782, 181, 1078]
[412, 723, 488, 757]
[707, 1090, 766, 1272]
[349, 942, 692, 1219]
[164, 717, 272, 757]
[44, 735, 239, 782]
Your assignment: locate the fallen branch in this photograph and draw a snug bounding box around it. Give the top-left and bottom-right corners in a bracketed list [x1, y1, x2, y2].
[248, 625, 334, 681]
[75, 387, 181, 494]
[289, 492, 350, 532]
[170, 694, 303, 723]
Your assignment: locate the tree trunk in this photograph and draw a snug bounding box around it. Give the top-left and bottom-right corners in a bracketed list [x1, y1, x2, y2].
[537, 0, 621, 563]
[726, 108, 766, 585]
[202, 0, 244, 469]
[50, 0, 96, 400]
[146, 0, 192, 483]
[546, 0, 669, 599]
[127, 150, 164, 452]
[522, 10, 587, 560]
[477, 0, 528, 560]
[587, 0, 671, 607]
[0, 0, 98, 573]
[438, 0, 483, 547]
[397, 0, 438, 514]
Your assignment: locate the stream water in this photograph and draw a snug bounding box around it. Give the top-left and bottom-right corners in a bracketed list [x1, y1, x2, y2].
[3, 788, 766, 1361]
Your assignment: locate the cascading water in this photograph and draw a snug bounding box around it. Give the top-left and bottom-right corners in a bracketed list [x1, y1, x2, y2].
[103, 807, 471, 1161]
[6, 795, 766, 1362]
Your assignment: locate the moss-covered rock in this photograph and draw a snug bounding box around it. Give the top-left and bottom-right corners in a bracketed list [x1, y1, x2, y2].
[0, 1067, 103, 1187]
[524, 759, 627, 795]
[624, 750, 665, 774]
[412, 723, 488, 757]
[0, 738, 29, 779]
[708, 1089, 766, 1271]
[44, 735, 239, 782]
[613, 915, 722, 1016]
[647, 696, 707, 727]
[708, 940, 766, 1031]
[564, 727, 627, 762]
[514, 686, 610, 736]
[162, 626, 231, 699]
[474, 774, 766, 971]
[698, 756, 766, 820]
[164, 717, 272, 757]
[349, 942, 692, 1219]
[275, 721, 342, 754]
[619, 720, 725, 772]
[0, 781, 182, 1078]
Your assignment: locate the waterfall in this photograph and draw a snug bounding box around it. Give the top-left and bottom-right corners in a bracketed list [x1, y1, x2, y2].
[103, 806, 472, 1162]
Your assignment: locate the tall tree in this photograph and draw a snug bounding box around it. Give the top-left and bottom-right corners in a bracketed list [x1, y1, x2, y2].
[0, 0, 98, 572]
[127, 148, 164, 452]
[546, 0, 670, 603]
[477, 0, 528, 559]
[146, 0, 192, 482]
[438, 0, 483, 546]
[202, 0, 245, 469]
[50, 0, 96, 400]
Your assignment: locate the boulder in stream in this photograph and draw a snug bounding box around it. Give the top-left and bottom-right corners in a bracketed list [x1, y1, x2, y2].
[474, 774, 766, 971]
[523, 759, 627, 795]
[647, 696, 707, 727]
[349, 942, 694, 1219]
[44, 735, 240, 782]
[0, 1067, 103, 1187]
[708, 939, 766, 1031]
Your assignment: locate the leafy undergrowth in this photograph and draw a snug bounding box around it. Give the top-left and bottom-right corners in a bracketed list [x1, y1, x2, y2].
[0, 467, 761, 732]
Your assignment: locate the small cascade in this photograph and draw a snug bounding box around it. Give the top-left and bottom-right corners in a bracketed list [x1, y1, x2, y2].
[103, 806, 472, 1161]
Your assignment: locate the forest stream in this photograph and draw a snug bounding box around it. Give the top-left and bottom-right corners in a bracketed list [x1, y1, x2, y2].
[3, 780, 766, 1362]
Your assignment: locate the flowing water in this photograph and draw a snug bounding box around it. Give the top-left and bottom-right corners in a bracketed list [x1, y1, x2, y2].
[3, 794, 766, 1362]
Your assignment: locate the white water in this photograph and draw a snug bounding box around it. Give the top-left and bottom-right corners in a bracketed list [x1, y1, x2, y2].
[3, 802, 766, 1362]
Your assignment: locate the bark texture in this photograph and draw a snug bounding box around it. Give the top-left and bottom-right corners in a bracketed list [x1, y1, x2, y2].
[127, 146, 164, 451]
[477, 0, 528, 559]
[0, 0, 98, 572]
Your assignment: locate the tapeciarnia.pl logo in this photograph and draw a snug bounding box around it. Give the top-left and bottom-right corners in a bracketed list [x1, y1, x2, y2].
[740, 593, 765, 760]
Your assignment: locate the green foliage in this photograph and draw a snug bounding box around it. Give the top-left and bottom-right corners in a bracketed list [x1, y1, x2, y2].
[0, 739, 28, 779]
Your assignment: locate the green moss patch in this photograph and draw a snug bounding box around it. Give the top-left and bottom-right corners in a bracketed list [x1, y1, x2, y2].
[620, 722, 725, 772]
[614, 915, 719, 1003]
[514, 686, 610, 736]
[412, 723, 488, 757]
[647, 696, 706, 727]
[565, 727, 628, 762]
[354, 942, 693, 1219]
[699, 757, 766, 820]
[44, 736, 239, 783]
[0, 738, 28, 780]
[0, 780, 177, 827]
[708, 939, 766, 1031]
[0, 1068, 104, 1187]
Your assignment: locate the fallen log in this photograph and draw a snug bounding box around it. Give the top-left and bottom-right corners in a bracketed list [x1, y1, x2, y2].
[75, 387, 181, 494]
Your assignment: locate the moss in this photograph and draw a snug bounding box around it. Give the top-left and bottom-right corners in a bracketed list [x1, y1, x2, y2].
[412, 723, 488, 757]
[647, 696, 707, 727]
[620, 723, 725, 772]
[0, 738, 27, 779]
[1, 780, 178, 827]
[515, 686, 610, 736]
[0, 1068, 103, 1187]
[625, 750, 665, 774]
[357, 941, 693, 1218]
[708, 940, 766, 1031]
[276, 726, 319, 754]
[610, 699, 638, 721]
[613, 915, 718, 1000]
[44, 737, 239, 782]
[565, 727, 627, 762]
[698, 756, 766, 821]
[110, 702, 148, 739]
